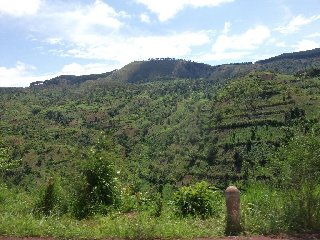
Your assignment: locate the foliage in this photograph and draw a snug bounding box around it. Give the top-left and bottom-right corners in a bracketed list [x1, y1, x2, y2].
[2, 53, 320, 236]
[2, 68, 320, 189]
[308, 68, 320, 77]
[173, 181, 222, 218]
[33, 177, 68, 217]
[73, 135, 120, 219]
[242, 184, 287, 234]
[0, 142, 21, 173]
[267, 135, 320, 230]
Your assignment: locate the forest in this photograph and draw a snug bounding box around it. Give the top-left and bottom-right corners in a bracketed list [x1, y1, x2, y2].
[1, 49, 320, 238]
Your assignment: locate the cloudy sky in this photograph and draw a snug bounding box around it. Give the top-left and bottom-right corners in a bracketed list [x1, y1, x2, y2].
[0, 0, 320, 87]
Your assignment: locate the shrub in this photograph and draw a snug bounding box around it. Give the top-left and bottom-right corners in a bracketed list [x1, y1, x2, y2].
[0, 142, 21, 175]
[269, 135, 320, 231]
[34, 177, 67, 216]
[283, 186, 320, 231]
[73, 136, 120, 219]
[173, 181, 222, 218]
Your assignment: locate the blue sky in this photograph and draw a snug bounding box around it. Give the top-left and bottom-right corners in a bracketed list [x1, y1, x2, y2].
[0, 0, 320, 87]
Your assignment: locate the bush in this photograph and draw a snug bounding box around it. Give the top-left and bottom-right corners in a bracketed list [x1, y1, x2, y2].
[284, 186, 320, 231]
[269, 135, 320, 231]
[173, 181, 222, 218]
[73, 136, 120, 219]
[34, 177, 68, 216]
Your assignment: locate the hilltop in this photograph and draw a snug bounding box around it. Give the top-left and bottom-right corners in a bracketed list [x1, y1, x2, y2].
[29, 48, 320, 87]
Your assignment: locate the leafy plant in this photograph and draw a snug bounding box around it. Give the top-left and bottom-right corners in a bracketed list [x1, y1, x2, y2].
[33, 177, 68, 216]
[0, 142, 21, 174]
[173, 181, 222, 218]
[73, 135, 120, 219]
[268, 135, 320, 230]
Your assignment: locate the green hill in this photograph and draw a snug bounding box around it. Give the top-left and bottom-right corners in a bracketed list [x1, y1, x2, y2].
[1, 48, 320, 190]
[29, 72, 114, 87]
[2, 70, 320, 190]
[104, 59, 214, 83]
[30, 48, 320, 88]
[2, 49, 320, 237]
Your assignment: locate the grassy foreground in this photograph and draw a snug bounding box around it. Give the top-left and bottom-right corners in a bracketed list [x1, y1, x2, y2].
[0, 184, 225, 239]
[1, 182, 320, 239]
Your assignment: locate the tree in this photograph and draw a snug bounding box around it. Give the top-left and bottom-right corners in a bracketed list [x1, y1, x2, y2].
[0, 142, 21, 176]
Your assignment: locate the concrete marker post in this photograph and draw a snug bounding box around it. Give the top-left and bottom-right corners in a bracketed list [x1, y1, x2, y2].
[225, 185, 241, 235]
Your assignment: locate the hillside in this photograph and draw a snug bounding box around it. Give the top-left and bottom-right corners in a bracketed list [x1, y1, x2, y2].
[1, 68, 320, 189]
[2, 52, 320, 237]
[29, 48, 320, 87]
[256, 48, 320, 64]
[0, 49, 319, 192]
[104, 58, 214, 83]
[30, 71, 114, 87]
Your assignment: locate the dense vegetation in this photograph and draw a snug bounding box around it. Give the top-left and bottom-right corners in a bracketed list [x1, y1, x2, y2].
[1, 49, 320, 238]
[256, 48, 320, 64]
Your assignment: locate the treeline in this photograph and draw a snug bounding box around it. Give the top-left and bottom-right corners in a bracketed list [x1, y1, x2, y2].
[30, 71, 114, 87]
[256, 48, 320, 64]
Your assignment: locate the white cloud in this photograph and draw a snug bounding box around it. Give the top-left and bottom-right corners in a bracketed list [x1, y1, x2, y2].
[61, 62, 119, 76]
[64, 31, 210, 64]
[140, 13, 151, 23]
[58, 23, 268, 66]
[198, 25, 270, 63]
[0, 62, 54, 87]
[41, 0, 128, 50]
[293, 39, 319, 52]
[0, 0, 42, 16]
[48, 0, 124, 40]
[212, 25, 271, 53]
[28, 1, 210, 68]
[275, 41, 286, 48]
[135, 0, 234, 22]
[307, 32, 320, 38]
[196, 51, 250, 62]
[0, 61, 120, 87]
[222, 21, 231, 34]
[74, 0, 124, 30]
[275, 14, 320, 34]
[46, 37, 63, 45]
[269, 38, 287, 48]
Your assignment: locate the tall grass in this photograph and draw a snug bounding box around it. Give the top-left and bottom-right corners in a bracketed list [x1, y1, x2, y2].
[241, 184, 287, 234]
[1, 181, 320, 238]
[0, 183, 225, 238]
[242, 183, 320, 235]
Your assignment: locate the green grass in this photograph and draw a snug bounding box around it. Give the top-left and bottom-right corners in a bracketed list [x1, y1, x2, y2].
[0, 183, 225, 238]
[1, 182, 320, 238]
[241, 184, 287, 235]
[0, 208, 225, 239]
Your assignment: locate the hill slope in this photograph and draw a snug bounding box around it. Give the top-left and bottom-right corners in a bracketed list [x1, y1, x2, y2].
[2, 66, 320, 189]
[30, 72, 114, 87]
[1, 48, 320, 190]
[101, 59, 215, 83]
[29, 48, 320, 87]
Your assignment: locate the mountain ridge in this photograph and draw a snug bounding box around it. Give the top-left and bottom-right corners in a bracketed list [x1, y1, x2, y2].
[29, 48, 320, 87]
